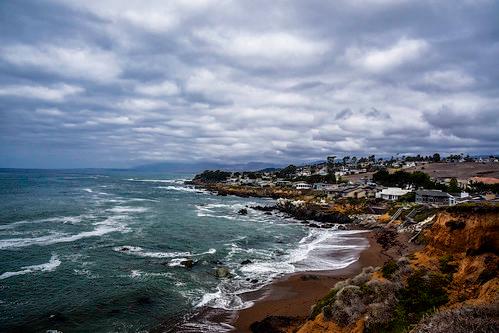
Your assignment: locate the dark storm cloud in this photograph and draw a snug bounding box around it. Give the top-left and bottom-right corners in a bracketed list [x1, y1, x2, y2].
[0, 0, 498, 168]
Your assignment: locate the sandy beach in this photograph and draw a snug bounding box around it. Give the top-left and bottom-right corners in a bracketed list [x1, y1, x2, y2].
[231, 231, 404, 332]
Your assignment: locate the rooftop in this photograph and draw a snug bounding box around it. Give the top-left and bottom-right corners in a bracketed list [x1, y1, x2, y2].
[416, 189, 451, 197]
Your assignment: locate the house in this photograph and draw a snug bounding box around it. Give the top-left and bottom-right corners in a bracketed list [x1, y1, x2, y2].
[403, 162, 416, 169]
[315, 166, 329, 176]
[275, 180, 292, 187]
[294, 182, 312, 190]
[225, 177, 240, 185]
[256, 180, 272, 187]
[342, 187, 370, 199]
[375, 187, 411, 201]
[312, 183, 330, 190]
[240, 178, 257, 185]
[296, 167, 311, 177]
[415, 190, 456, 206]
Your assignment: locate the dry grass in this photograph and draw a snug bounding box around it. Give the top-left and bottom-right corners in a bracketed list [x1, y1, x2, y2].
[411, 304, 499, 333]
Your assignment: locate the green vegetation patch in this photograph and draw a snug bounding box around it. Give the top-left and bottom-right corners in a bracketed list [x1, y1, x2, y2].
[413, 208, 438, 223]
[370, 269, 450, 333]
[309, 287, 339, 319]
[193, 170, 231, 183]
[381, 260, 398, 279]
[439, 255, 458, 275]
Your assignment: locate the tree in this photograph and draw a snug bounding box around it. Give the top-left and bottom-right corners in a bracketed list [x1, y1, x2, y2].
[277, 165, 297, 179]
[432, 153, 441, 163]
[448, 178, 460, 193]
[327, 156, 336, 174]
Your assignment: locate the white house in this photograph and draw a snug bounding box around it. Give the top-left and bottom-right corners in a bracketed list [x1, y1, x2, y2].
[294, 182, 312, 190]
[376, 187, 411, 201]
[403, 162, 416, 169]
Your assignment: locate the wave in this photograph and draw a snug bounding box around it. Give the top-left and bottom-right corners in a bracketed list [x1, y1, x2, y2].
[128, 198, 160, 202]
[0, 217, 128, 250]
[196, 287, 254, 311]
[113, 246, 191, 258]
[107, 206, 148, 213]
[126, 178, 189, 184]
[157, 185, 207, 194]
[194, 228, 369, 311]
[288, 229, 369, 271]
[178, 320, 234, 333]
[0, 215, 88, 230]
[83, 188, 93, 193]
[114, 246, 216, 260]
[0, 254, 61, 279]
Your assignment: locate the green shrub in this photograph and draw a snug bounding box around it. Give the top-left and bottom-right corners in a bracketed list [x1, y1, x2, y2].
[372, 269, 450, 333]
[439, 255, 458, 274]
[382, 260, 398, 279]
[309, 288, 338, 319]
[399, 269, 449, 316]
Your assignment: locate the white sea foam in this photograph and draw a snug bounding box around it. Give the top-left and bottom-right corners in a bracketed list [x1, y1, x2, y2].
[83, 188, 93, 193]
[179, 320, 234, 333]
[288, 229, 369, 271]
[0, 215, 88, 230]
[0, 254, 61, 279]
[0, 216, 127, 250]
[113, 246, 191, 258]
[196, 287, 254, 310]
[114, 245, 216, 261]
[168, 258, 191, 267]
[126, 178, 187, 184]
[107, 206, 148, 213]
[195, 227, 369, 311]
[157, 185, 207, 193]
[128, 198, 159, 202]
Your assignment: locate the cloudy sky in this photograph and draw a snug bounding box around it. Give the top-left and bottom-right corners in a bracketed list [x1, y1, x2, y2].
[1, 0, 498, 168]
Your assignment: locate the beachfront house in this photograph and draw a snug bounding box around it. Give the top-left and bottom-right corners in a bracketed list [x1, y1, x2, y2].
[294, 182, 312, 190]
[276, 179, 293, 187]
[375, 187, 411, 201]
[415, 189, 456, 206]
[312, 183, 330, 190]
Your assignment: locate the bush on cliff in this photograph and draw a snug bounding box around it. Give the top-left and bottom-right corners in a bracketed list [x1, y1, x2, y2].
[193, 170, 231, 183]
[310, 260, 451, 333]
[411, 304, 499, 333]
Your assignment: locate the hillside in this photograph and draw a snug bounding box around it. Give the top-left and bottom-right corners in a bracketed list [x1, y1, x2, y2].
[405, 162, 499, 179]
[291, 205, 498, 333]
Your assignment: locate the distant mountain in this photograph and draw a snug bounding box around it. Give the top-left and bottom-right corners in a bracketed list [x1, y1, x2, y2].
[132, 161, 284, 173]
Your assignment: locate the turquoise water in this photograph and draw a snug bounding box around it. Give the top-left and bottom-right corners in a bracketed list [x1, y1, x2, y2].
[0, 170, 367, 332]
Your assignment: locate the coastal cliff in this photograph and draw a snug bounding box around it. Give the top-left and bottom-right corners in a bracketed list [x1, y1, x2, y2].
[253, 205, 498, 333]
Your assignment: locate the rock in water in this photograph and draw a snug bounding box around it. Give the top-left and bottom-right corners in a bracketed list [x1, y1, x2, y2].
[241, 259, 252, 265]
[180, 259, 194, 269]
[214, 267, 232, 278]
[238, 208, 248, 215]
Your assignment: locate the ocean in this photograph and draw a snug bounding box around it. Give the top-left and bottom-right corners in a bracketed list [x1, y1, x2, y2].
[0, 169, 368, 332]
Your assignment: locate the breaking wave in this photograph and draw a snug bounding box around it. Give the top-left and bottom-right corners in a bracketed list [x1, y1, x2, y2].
[0, 254, 61, 280]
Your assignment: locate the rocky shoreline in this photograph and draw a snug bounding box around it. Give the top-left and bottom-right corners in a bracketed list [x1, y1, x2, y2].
[192, 182, 361, 228]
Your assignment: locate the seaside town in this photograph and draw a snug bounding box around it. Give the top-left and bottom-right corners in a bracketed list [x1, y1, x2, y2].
[191, 153, 499, 208]
[187, 153, 499, 333]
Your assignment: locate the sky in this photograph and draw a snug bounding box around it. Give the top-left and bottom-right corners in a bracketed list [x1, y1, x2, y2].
[0, 0, 498, 168]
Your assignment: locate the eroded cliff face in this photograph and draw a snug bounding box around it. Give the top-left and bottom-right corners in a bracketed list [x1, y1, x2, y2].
[295, 207, 499, 333]
[418, 209, 498, 306]
[423, 210, 498, 255]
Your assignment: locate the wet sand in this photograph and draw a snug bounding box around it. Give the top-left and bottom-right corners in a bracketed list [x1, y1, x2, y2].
[231, 231, 393, 332]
